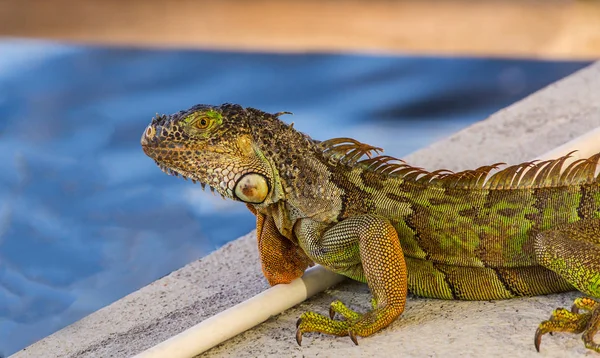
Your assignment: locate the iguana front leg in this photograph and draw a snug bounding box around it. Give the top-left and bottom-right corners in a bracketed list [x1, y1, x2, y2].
[248, 204, 313, 285]
[534, 218, 600, 352]
[294, 215, 408, 345]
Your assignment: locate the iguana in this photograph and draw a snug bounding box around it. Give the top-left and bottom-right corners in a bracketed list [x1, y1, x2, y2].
[141, 103, 600, 353]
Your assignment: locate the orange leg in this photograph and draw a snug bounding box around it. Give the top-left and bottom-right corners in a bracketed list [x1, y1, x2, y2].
[248, 205, 313, 285]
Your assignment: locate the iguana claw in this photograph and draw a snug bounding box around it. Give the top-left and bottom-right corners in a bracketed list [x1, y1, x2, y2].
[349, 330, 359, 345]
[533, 328, 556, 352]
[295, 323, 303, 346]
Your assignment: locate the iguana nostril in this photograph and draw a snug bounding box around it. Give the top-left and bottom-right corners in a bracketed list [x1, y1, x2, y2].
[141, 125, 158, 146]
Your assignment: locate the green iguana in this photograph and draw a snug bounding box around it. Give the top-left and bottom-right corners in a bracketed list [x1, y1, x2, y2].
[141, 103, 600, 353]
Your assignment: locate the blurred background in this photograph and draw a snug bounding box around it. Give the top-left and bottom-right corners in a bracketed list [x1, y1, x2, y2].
[0, 0, 599, 355]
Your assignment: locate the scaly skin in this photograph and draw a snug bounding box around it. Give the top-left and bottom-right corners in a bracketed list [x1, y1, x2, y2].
[142, 103, 600, 353]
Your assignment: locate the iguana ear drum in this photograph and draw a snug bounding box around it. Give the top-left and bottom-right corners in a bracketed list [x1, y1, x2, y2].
[234, 173, 269, 203]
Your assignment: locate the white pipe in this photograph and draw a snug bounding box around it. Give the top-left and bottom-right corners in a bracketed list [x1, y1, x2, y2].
[133, 265, 344, 358]
[135, 126, 600, 358]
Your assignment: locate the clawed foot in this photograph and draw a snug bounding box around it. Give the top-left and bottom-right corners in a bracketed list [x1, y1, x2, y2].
[535, 297, 600, 352]
[295, 299, 400, 346]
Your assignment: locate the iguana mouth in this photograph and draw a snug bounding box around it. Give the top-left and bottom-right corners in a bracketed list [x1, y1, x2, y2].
[154, 160, 221, 194]
[141, 142, 193, 159]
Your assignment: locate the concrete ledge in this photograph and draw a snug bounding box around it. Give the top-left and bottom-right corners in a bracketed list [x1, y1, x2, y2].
[12, 61, 600, 357]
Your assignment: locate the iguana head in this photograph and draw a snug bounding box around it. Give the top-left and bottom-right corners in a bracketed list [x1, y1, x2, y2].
[141, 103, 312, 206]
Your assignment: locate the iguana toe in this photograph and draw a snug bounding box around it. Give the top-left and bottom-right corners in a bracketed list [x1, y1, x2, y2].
[329, 300, 362, 321]
[295, 310, 351, 346]
[535, 297, 600, 352]
[571, 297, 599, 314]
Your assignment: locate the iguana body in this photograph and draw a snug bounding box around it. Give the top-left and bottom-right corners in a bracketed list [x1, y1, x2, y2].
[141, 103, 600, 352]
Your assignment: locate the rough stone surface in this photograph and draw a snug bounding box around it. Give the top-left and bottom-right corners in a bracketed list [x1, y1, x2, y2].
[11, 61, 600, 358]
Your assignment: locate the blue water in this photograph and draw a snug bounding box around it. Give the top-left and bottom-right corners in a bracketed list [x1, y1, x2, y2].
[0, 38, 590, 355]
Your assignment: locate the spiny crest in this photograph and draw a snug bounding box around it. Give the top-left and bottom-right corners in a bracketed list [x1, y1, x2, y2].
[360, 155, 433, 180]
[482, 151, 600, 189]
[319, 137, 443, 182]
[319, 138, 600, 189]
[319, 138, 383, 165]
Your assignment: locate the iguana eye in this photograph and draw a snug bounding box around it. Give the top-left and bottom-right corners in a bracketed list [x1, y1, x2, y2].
[195, 118, 210, 130]
[183, 109, 223, 133]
